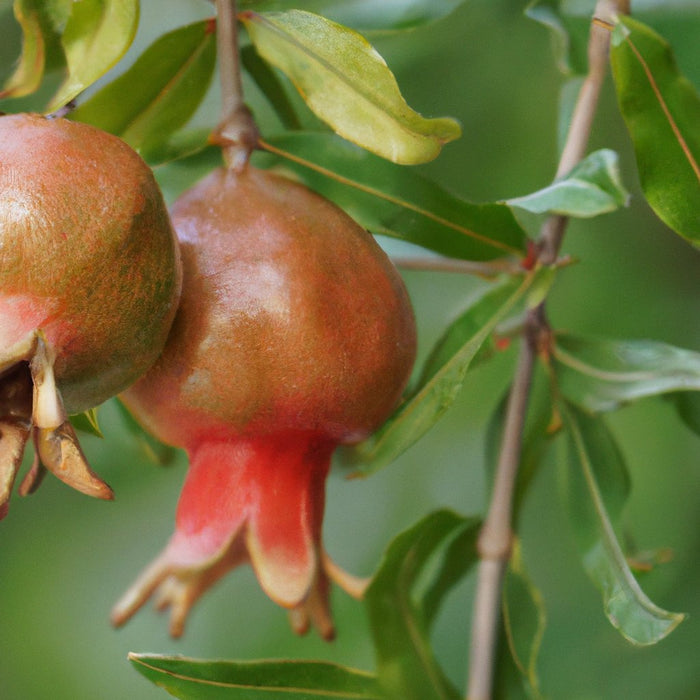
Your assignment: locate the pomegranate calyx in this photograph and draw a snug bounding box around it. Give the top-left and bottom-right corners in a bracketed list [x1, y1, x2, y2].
[0, 331, 112, 519]
[113, 435, 366, 639]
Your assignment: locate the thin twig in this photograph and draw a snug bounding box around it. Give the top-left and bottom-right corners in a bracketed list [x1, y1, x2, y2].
[392, 256, 519, 278]
[465, 2, 623, 698]
[212, 0, 259, 171]
[467, 316, 538, 700]
[539, 0, 619, 263]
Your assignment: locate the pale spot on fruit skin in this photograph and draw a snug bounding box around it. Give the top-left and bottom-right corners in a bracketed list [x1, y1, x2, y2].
[0, 294, 52, 350]
[214, 261, 291, 322]
[0, 189, 52, 248]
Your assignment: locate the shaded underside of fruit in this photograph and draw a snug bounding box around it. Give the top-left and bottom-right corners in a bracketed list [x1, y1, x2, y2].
[0, 113, 182, 516]
[114, 164, 416, 638]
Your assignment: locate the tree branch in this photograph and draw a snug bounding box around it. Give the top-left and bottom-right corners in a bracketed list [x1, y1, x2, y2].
[465, 2, 623, 698]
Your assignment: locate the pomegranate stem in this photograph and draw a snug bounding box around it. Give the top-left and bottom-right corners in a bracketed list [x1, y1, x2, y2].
[213, 0, 259, 171]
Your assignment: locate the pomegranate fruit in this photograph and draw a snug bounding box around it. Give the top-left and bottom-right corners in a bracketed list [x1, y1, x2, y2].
[0, 113, 181, 516]
[113, 164, 416, 638]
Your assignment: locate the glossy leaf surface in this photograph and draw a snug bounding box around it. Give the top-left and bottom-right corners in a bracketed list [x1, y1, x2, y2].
[239, 0, 465, 32]
[71, 20, 216, 158]
[507, 149, 629, 217]
[259, 132, 527, 261]
[241, 10, 461, 164]
[553, 334, 700, 412]
[47, 0, 139, 111]
[129, 655, 383, 699]
[365, 509, 480, 700]
[346, 274, 539, 473]
[610, 15, 700, 245]
[560, 402, 684, 644]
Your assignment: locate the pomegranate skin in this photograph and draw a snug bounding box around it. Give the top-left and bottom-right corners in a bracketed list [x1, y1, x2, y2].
[123, 165, 416, 448]
[115, 165, 416, 638]
[0, 113, 181, 511]
[0, 113, 182, 413]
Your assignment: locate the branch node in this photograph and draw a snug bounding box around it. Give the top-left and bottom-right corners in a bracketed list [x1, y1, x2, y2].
[477, 525, 513, 561]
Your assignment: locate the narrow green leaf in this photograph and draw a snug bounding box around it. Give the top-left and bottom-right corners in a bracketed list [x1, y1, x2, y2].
[241, 44, 301, 130]
[241, 10, 461, 164]
[507, 149, 629, 218]
[71, 19, 216, 157]
[560, 402, 684, 644]
[47, 0, 139, 111]
[610, 15, 700, 245]
[145, 129, 217, 167]
[239, 0, 465, 33]
[258, 132, 527, 261]
[115, 399, 178, 466]
[0, 0, 72, 99]
[69, 407, 103, 438]
[553, 334, 700, 412]
[129, 655, 383, 699]
[345, 273, 539, 474]
[498, 540, 546, 700]
[366, 510, 480, 700]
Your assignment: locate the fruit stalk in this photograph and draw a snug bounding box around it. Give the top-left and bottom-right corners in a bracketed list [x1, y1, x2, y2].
[212, 0, 259, 170]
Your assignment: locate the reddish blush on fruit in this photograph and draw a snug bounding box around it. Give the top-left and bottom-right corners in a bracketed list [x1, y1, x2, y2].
[113, 165, 416, 639]
[0, 113, 181, 516]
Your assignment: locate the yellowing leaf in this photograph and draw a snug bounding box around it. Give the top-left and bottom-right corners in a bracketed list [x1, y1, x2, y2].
[48, 0, 139, 111]
[1, 0, 72, 99]
[241, 10, 461, 164]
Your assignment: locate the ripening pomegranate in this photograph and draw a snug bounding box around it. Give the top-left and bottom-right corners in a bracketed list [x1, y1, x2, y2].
[113, 164, 416, 639]
[0, 113, 181, 516]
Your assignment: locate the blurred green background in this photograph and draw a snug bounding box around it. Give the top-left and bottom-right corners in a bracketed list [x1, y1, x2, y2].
[0, 1, 699, 698]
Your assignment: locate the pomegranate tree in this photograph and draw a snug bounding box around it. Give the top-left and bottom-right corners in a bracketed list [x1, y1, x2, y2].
[112, 164, 416, 639]
[0, 113, 181, 516]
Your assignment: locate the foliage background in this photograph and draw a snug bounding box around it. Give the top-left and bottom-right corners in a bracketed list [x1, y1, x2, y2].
[0, 0, 698, 698]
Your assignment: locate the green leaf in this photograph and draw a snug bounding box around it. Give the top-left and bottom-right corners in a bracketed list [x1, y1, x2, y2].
[345, 273, 539, 474]
[559, 401, 684, 644]
[129, 655, 383, 699]
[258, 132, 527, 261]
[666, 390, 700, 437]
[553, 334, 700, 412]
[506, 149, 629, 218]
[497, 540, 546, 700]
[241, 10, 461, 164]
[115, 399, 178, 466]
[145, 129, 218, 167]
[241, 44, 301, 130]
[47, 0, 139, 111]
[69, 407, 103, 438]
[239, 0, 465, 33]
[71, 19, 216, 157]
[525, 0, 592, 76]
[365, 510, 480, 700]
[610, 15, 700, 246]
[1, 0, 72, 99]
